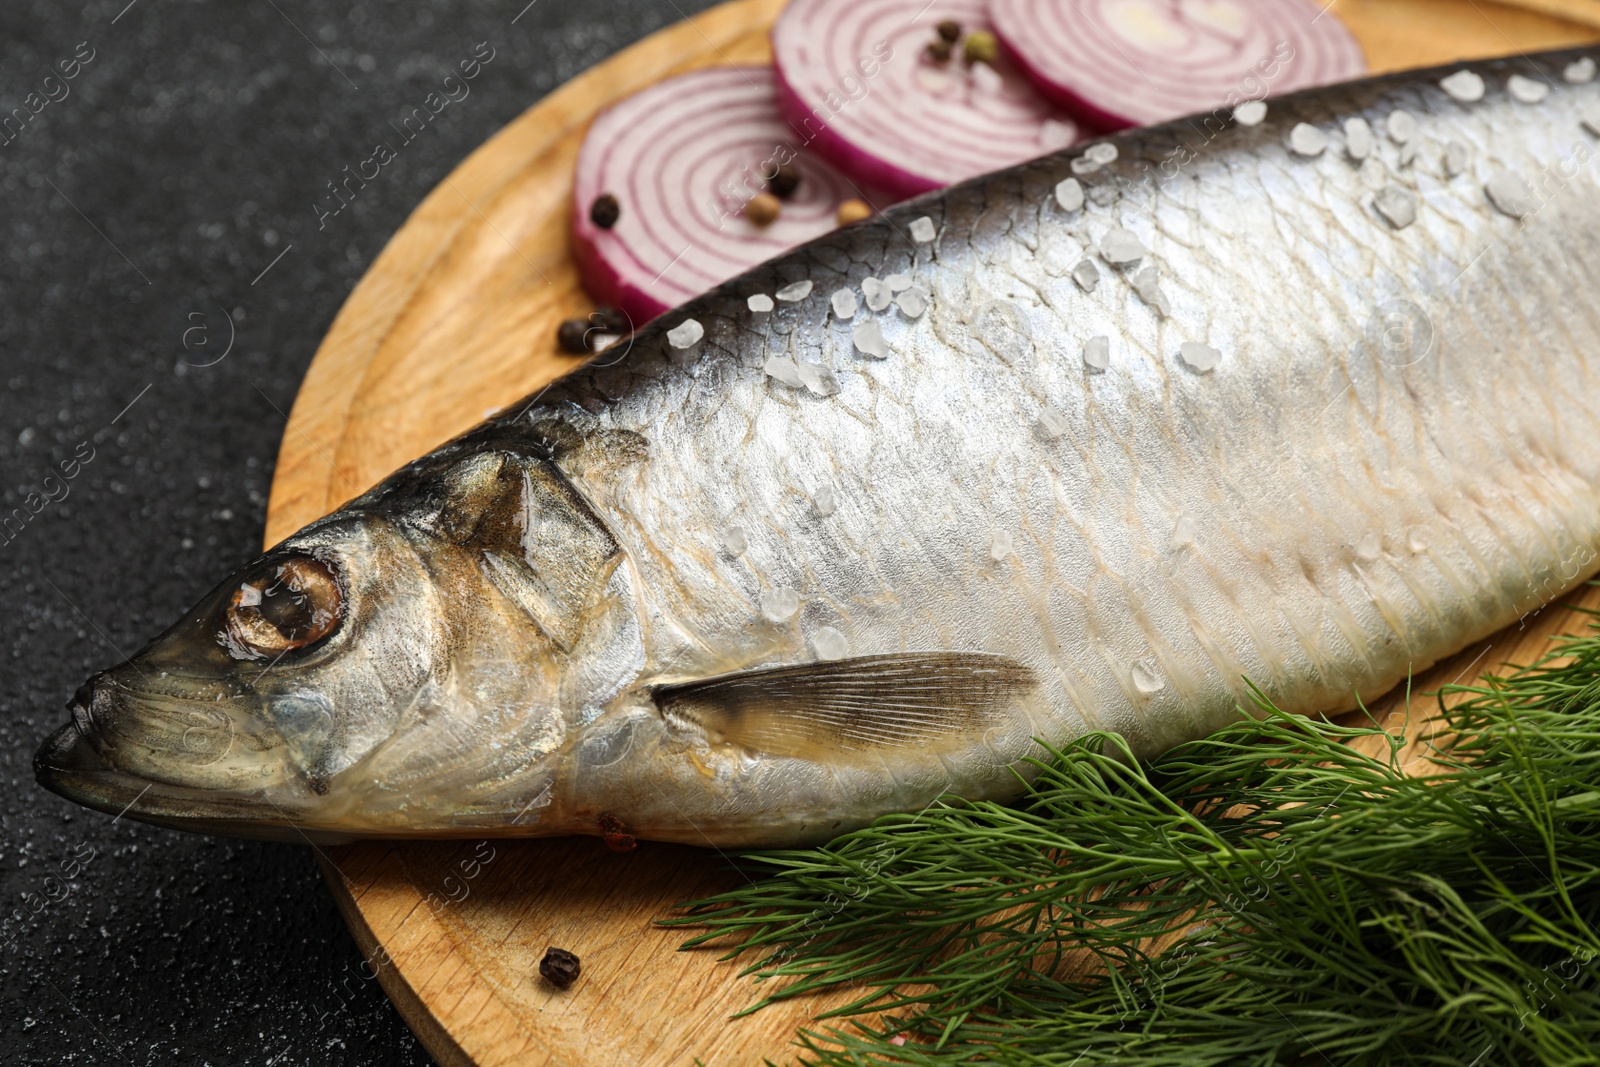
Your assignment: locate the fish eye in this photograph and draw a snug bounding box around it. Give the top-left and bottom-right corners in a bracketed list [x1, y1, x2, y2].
[223, 556, 343, 658]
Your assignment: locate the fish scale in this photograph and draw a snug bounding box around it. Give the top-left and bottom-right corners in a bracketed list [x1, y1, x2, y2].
[33, 49, 1600, 845]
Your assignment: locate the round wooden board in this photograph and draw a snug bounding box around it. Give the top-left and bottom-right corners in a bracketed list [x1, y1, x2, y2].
[265, 1, 1600, 1063]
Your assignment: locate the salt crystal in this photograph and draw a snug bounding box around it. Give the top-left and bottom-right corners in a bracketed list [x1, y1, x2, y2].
[896, 287, 928, 317]
[775, 280, 813, 302]
[909, 216, 936, 242]
[885, 272, 913, 292]
[1131, 658, 1165, 694]
[862, 277, 893, 311]
[831, 288, 858, 319]
[1289, 123, 1327, 156]
[1233, 100, 1267, 127]
[814, 485, 836, 517]
[853, 320, 888, 359]
[991, 530, 1014, 561]
[1054, 177, 1084, 212]
[1358, 157, 1387, 190]
[1083, 334, 1110, 371]
[760, 586, 800, 623]
[1071, 156, 1104, 175]
[970, 61, 1003, 94]
[1172, 514, 1197, 548]
[666, 318, 704, 349]
[1040, 118, 1076, 149]
[747, 293, 774, 313]
[1087, 142, 1118, 164]
[1507, 73, 1550, 103]
[1373, 185, 1418, 230]
[1130, 265, 1170, 315]
[1582, 103, 1600, 137]
[1037, 407, 1070, 439]
[917, 67, 953, 93]
[795, 361, 841, 397]
[590, 333, 619, 352]
[1099, 227, 1146, 266]
[1397, 139, 1418, 169]
[812, 626, 849, 660]
[1387, 110, 1417, 143]
[1344, 116, 1373, 160]
[1072, 259, 1100, 292]
[1356, 532, 1382, 561]
[1440, 69, 1485, 102]
[721, 527, 747, 555]
[1179, 341, 1221, 372]
[764, 356, 805, 388]
[1407, 526, 1431, 553]
[1566, 57, 1596, 84]
[1444, 140, 1469, 177]
[1485, 170, 1534, 218]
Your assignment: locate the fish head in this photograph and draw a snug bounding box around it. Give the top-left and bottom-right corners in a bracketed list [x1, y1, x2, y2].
[36, 438, 642, 841]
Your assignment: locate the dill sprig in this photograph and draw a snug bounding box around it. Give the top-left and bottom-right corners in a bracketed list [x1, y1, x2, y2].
[670, 628, 1600, 1066]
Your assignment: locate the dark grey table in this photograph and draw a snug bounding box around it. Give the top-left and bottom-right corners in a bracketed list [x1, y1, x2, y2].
[0, 1, 715, 1061]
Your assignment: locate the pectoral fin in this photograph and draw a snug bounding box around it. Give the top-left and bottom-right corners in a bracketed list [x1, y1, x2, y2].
[654, 652, 1036, 762]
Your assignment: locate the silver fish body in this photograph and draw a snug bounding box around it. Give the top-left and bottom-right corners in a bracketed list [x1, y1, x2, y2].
[36, 50, 1600, 845]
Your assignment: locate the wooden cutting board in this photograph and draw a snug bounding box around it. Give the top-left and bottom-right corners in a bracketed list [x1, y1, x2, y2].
[264, 1, 1600, 1063]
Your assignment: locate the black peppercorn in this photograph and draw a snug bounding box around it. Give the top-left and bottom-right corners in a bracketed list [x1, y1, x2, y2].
[767, 162, 802, 199]
[557, 318, 591, 354]
[589, 192, 620, 229]
[539, 946, 581, 989]
[925, 39, 953, 63]
[937, 18, 961, 42]
[591, 305, 630, 336]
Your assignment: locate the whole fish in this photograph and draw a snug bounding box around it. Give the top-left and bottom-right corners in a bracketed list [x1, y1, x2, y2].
[35, 50, 1600, 845]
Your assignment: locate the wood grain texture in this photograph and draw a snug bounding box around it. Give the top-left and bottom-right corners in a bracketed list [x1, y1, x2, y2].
[265, 2, 1600, 1063]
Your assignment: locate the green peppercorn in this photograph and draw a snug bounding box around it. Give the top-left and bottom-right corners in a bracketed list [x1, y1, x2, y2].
[964, 30, 999, 66]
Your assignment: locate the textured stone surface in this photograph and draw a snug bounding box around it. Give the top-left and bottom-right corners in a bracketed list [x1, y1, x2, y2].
[0, 0, 712, 1062]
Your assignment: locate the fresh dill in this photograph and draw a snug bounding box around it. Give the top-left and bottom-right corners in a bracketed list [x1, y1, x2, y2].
[670, 628, 1600, 1065]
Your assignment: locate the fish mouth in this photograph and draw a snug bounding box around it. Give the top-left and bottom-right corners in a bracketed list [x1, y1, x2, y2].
[33, 711, 354, 845]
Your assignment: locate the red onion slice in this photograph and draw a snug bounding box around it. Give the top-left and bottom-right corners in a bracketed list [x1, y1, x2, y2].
[771, 0, 1083, 200]
[990, 0, 1366, 129]
[572, 66, 877, 325]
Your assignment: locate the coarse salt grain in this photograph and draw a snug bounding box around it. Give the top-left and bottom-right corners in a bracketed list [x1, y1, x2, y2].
[775, 279, 813, 302]
[1179, 341, 1221, 372]
[1233, 100, 1267, 126]
[853, 320, 888, 359]
[1054, 177, 1084, 212]
[909, 216, 936, 242]
[1289, 123, 1327, 156]
[1440, 69, 1485, 102]
[666, 318, 703, 349]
